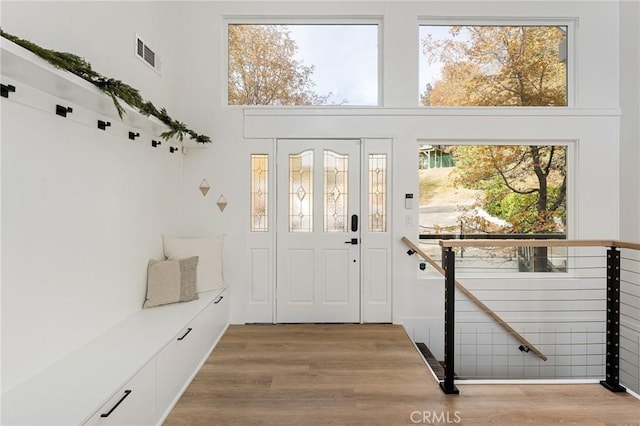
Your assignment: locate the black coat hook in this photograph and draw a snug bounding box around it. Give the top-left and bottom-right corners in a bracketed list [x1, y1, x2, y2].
[169, 146, 179, 153]
[56, 105, 73, 117]
[151, 140, 162, 147]
[128, 131, 140, 140]
[97, 120, 111, 130]
[1, 84, 16, 98]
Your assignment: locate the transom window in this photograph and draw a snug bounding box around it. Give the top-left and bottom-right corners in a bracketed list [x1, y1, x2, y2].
[419, 25, 568, 107]
[228, 23, 379, 106]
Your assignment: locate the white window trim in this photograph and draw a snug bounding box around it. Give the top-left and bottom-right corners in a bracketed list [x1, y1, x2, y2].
[416, 138, 577, 279]
[223, 16, 383, 108]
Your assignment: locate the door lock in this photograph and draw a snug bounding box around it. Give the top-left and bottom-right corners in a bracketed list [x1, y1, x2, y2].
[345, 238, 358, 245]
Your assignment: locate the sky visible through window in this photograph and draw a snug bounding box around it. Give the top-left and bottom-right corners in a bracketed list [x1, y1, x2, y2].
[286, 24, 378, 106]
[418, 26, 449, 104]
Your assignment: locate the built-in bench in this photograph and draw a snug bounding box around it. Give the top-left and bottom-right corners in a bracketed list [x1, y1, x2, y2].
[2, 288, 229, 425]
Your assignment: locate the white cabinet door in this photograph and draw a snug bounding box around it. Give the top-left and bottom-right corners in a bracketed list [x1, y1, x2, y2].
[156, 321, 203, 409]
[84, 360, 156, 426]
[156, 290, 227, 410]
[210, 292, 229, 343]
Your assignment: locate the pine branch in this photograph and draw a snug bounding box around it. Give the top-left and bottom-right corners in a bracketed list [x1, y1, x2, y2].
[1, 28, 211, 144]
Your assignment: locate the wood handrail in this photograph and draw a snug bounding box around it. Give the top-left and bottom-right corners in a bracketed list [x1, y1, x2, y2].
[439, 239, 640, 250]
[613, 240, 640, 251]
[401, 236, 548, 362]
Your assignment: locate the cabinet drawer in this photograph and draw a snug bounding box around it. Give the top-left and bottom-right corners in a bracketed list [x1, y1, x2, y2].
[210, 291, 229, 343]
[156, 324, 202, 408]
[84, 360, 156, 426]
[156, 290, 228, 409]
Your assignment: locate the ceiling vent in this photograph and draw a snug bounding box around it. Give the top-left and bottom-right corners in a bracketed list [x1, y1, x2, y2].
[135, 34, 161, 74]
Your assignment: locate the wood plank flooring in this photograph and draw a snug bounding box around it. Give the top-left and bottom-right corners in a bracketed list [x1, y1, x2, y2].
[165, 324, 639, 425]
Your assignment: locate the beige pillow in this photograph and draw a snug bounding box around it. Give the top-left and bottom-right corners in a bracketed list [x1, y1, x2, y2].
[163, 236, 224, 292]
[143, 256, 199, 309]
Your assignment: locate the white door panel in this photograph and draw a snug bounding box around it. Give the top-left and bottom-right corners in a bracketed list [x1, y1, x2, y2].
[277, 140, 360, 323]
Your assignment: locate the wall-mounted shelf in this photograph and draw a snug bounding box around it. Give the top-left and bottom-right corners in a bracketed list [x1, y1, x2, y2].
[0, 38, 172, 140]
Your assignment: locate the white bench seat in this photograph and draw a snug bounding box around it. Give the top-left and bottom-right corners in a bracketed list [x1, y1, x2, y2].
[2, 289, 229, 426]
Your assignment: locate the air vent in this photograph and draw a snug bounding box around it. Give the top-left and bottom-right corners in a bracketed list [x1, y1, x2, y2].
[135, 34, 160, 73]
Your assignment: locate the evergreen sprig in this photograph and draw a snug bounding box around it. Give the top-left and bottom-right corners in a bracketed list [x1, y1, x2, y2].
[1, 28, 211, 144]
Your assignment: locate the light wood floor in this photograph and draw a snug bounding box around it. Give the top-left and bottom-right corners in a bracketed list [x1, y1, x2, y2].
[165, 324, 639, 425]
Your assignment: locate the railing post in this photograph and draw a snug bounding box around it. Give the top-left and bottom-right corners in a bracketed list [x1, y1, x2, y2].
[600, 247, 626, 393]
[440, 247, 459, 395]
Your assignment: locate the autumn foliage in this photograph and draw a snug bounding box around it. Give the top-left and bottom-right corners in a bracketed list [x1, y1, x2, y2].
[422, 26, 567, 107]
[420, 26, 568, 239]
[228, 25, 328, 105]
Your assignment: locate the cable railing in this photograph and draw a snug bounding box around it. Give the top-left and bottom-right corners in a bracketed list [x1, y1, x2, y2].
[403, 237, 640, 397]
[418, 233, 568, 273]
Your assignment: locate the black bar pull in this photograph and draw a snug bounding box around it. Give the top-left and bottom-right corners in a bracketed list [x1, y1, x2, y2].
[177, 327, 193, 341]
[351, 214, 358, 232]
[214, 295, 224, 304]
[100, 390, 132, 417]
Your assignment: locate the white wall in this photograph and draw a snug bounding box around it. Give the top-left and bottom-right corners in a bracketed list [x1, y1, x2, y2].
[0, 3, 185, 391]
[0, 1, 179, 111]
[1, 0, 635, 386]
[170, 0, 623, 328]
[619, 0, 640, 242]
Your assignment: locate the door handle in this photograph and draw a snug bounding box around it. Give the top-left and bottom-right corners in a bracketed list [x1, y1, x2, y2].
[345, 238, 358, 245]
[351, 215, 358, 232]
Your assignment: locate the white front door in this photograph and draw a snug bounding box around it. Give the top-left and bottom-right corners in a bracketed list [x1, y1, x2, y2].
[276, 139, 361, 323]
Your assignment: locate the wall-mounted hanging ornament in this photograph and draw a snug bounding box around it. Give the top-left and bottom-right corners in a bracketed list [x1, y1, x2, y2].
[217, 195, 228, 212]
[199, 179, 210, 197]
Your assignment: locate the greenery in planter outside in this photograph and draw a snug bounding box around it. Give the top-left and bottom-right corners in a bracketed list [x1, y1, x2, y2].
[0, 29, 210, 143]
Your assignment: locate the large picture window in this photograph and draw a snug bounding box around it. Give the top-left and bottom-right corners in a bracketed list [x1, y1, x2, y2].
[419, 25, 568, 107]
[418, 143, 568, 273]
[228, 24, 379, 106]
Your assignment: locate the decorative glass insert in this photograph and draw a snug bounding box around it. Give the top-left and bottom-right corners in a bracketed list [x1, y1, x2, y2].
[289, 150, 313, 232]
[369, 154, 387, 232]
[251, 154, 268, 231]
[324, 150, 349, 232]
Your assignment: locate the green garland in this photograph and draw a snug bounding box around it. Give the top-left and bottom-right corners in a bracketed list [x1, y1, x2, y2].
[1, 29, 210, 143]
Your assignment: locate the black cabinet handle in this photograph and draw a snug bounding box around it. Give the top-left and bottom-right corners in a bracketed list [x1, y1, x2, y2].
[100, 390, 131, 418]
[351, 214, 358, 232]
[177, 327, 193, 341]
[214, 295, 224, 304]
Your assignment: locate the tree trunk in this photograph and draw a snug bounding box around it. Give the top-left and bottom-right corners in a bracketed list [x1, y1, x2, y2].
[533, 246, 550, 272]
